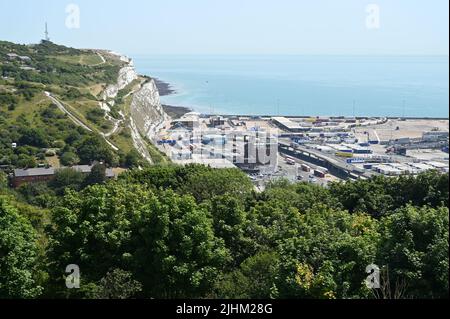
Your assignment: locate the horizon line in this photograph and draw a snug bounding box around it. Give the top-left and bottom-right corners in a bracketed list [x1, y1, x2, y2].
[1, 39, 448, 57]
[127, 52, 450, 57]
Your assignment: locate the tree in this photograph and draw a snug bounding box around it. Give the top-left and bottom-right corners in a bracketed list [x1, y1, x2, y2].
[83, 163, 106, 187]
[263, 180, 341, 213]
[120, 165, 183, 190]
[16, 154, 37, 169]
[49, 168, 85, 195]
[274, 207, 379, 299]
[182, 166, 254, 202]
[329, 176, 395, 218]
[64, 130, 81, 145]
[18, 127, 49, 148]
[60, 151, 79, 166]
[378, 205, 449, 298]
[124, 150, 141, 168]
[0, 196, 42, 298]
[76, 135, 116, 166]
[215, 251, 279, 299]
[0, 171, 7, 190]
[207, 195, 258, 266]
[46, 182, 230, 298]
[90, 269, 142, 299]
[329, 172, 449, 218]
[134, 189, 231, 298]
[17, 182, 55, 207]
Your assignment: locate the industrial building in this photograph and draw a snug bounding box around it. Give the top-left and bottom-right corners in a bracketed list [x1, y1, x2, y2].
[170, 112, 201, 130]
[422, 131, 449, 142]
[272, 117, 311, 132]
[176, 156, 237, 169]
[209, 116, 226, 127]
[160, 115, 279, 174]
[371, 161, 449, 176]
[12, 165, 117, 187]
[12, 167, 56, 187]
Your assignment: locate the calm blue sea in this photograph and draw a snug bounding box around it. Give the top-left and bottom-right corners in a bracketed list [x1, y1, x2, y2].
[133, 55, 449, 118]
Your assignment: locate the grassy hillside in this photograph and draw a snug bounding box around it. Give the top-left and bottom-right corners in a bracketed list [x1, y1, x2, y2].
[0, 40, 148, 171]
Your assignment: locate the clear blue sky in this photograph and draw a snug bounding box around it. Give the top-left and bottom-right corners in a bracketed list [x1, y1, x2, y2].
[1, 0, 448, 55]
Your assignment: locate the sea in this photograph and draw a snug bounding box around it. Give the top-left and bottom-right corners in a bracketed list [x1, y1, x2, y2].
[132, 55, 449, 118]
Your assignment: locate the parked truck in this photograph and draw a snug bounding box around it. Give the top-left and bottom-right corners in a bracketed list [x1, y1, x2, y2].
[336, 152, 353, 158]
[314, 168, 327, 178]
[285, 158, 295, 165]
[300, 164, 311, 172]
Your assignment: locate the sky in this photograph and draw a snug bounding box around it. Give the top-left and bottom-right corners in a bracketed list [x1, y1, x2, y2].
[0, 0, 448, 55]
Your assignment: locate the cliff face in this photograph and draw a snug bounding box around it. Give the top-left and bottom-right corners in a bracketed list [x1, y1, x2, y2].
[102, 52, 170, 139]
[130, 79, 170, 140]
[97, 52, 170, 163]
[102, 66, 138, 102]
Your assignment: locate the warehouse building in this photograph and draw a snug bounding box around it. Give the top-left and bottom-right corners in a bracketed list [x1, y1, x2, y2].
[272, 117, 311, 132]
[12, 167, 55, 187]
[12, 165, 116, 187]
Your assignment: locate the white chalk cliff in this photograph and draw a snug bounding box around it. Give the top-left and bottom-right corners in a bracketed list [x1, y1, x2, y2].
[97, 51, 170, 162]
[95, 51, 170, 163]
[102, 66, 138, 102]
[130, 79, 170, 140]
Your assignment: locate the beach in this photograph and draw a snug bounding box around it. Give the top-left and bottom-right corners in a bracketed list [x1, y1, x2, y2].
[153, 78, 176, 96]
[153, 78, 191, 118]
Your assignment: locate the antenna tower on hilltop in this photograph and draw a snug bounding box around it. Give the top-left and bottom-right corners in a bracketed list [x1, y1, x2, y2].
[44, 22, 50, 41]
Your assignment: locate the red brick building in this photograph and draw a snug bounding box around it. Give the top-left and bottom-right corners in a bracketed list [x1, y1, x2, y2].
[12, 167, 55, 188]
[12, 165, 118, 188]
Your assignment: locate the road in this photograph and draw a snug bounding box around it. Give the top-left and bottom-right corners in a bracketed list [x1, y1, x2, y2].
[89, 52, 106, 67]
[248, 153, 334, 191]
[100, 106, 123, 138]
[103, 117, 122, 138]
[45, 92, 93, 132]
[45, 92, 119, 151]
[278, 139, 368, 177]
[102, 78, 146, 138]
[277, 154, 332, 187]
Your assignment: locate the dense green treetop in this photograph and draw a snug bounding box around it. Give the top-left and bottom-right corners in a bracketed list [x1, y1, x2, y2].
[0, 155, 448, 299]
[0, 196, 42, 298]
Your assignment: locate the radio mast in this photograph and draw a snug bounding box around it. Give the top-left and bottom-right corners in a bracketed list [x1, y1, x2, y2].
[44, 22, 50, 41]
